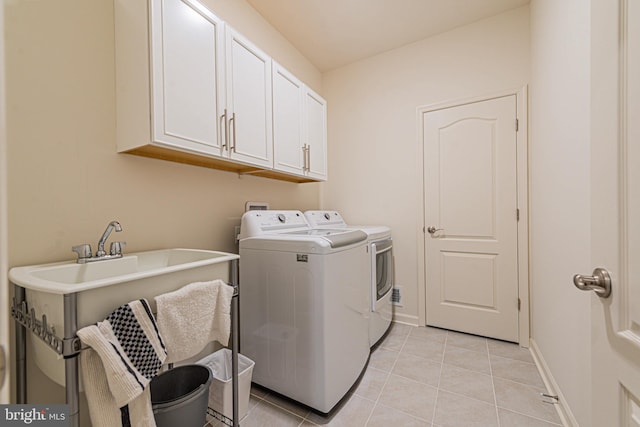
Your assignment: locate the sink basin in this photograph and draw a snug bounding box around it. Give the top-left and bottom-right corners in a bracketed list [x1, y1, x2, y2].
[10, 248, 238, 293]
[9, 248, 239, 387]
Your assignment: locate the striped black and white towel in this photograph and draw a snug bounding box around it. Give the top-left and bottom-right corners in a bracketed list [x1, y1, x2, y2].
[77, 299, 167, 427]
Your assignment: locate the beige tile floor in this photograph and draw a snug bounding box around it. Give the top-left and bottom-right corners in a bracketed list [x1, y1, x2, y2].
[207, 323, 563, 426]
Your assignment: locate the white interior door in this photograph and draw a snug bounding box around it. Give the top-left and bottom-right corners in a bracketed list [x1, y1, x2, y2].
[423, 95, 519, 342]
[587, 0, 640, 424]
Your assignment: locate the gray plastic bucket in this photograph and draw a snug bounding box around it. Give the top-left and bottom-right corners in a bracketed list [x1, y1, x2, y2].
[150, 365, 212, 427]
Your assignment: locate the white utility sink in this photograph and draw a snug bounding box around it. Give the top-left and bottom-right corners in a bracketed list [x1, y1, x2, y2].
[10, 248, 237, 294]
[9, 248, 239, 386]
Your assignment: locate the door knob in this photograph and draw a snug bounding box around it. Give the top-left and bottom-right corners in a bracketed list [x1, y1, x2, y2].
[427, 226, 443, 235]
[573, 267, 612, 298]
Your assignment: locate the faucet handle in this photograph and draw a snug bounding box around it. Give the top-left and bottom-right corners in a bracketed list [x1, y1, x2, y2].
[72, 244, 92, 259]
[110, 241, 126, 256]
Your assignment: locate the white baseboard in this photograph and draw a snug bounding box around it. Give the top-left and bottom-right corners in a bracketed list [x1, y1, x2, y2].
[529, 338, 578, 427]
[392, 312, 420, 327]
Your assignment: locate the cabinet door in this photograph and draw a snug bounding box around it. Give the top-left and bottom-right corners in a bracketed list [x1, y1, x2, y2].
[225, 27, 273, 168]
[304, 87, 328, 180]
[150, 0, 225, 155]
[272, 63, 305, 176]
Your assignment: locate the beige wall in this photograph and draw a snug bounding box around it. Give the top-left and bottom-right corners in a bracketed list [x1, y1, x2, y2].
[321, 6, 531, 324]
[4, 0, 594, 423]
[5, 0, 322, 269]
[529, 0, 591, 425]
[5, 0, 321, 409]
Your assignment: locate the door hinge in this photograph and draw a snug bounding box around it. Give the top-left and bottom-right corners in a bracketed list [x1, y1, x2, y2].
[518, 298, 521, 311]
[515, 118, 519, 132]
[516, 208, 520, 221]
[540, 393, 559, 404]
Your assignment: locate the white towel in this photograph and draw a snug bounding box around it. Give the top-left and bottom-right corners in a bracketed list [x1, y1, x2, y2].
[77, 299, 167, 427]
[80, 350, 156, 427]
[155, 279, 233, 364]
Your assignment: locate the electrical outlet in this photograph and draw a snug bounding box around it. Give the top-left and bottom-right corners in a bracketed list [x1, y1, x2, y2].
[234, 226, 241, 243]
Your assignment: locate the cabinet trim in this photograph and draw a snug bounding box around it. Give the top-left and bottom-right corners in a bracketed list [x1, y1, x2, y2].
[123, 144, 318, 183]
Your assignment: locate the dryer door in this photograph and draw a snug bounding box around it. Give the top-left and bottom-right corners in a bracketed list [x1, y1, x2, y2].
[372, 238, 393, 311]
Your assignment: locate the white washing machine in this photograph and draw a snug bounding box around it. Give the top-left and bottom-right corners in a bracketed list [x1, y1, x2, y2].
[305, 210, 393, 347]
[238, 210, 370, 413]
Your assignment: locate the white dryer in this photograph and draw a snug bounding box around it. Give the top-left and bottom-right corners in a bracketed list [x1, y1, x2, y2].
[305, 211, 393, 347]
[238, 210, 370, 413]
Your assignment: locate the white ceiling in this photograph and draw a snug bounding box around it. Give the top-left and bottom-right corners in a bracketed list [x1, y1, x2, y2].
[246, 0, 530, 72]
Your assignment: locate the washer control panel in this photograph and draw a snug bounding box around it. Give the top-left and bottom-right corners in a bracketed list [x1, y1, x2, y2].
[240, 210, 310, 238]
[304, 210, 346, 228]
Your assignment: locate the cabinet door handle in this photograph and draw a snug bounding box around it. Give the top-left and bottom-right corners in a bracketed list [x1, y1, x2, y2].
[302, 144, 309, 172]
[229, 113, 237, 152]
[306, 144, 311, 172]
[221, 109, 228, 151]
[302, 145, 307, 171]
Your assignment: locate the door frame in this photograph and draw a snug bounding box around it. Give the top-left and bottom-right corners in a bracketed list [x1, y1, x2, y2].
[416, 86, 530, 347]
[0, 0, 10, 403]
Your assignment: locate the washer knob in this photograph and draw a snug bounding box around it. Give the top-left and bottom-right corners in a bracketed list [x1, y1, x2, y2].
[277, 214, 286, 223]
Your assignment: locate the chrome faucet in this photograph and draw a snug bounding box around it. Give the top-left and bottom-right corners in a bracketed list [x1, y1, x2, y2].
[72, 221, 126, 264]
[96, 221, 122, 257]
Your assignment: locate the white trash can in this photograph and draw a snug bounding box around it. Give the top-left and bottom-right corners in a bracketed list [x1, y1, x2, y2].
[197, 348, 254, 421]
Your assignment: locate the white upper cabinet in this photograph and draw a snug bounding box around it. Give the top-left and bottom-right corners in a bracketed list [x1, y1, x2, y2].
[272, 63, 305, 175]
[150, 0, 225, 155]
[225, 27, 273, 168]
[115, 0, 324, 182]
[272, 62, 327, 181]
[304, 87, 328, 181]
